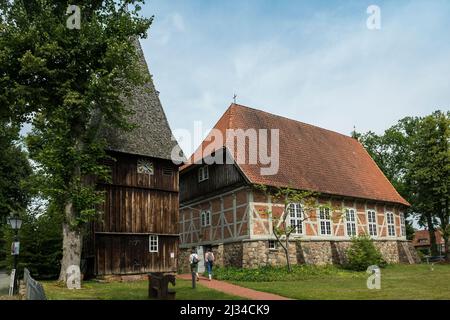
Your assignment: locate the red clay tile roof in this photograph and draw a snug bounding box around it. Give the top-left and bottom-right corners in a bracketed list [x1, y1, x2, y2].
[412, 230, 444, 247]
[182, 103, 410, 206]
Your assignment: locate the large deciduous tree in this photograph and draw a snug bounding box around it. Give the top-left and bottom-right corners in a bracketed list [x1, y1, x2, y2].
[407, 111, 449, 257]
[356, 111, 449, 257]
[0, 0, 152, 283]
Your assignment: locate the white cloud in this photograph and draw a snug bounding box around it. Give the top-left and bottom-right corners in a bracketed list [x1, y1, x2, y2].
[171, 13, 186, 32]
[150, 12, 186, 46]
[144, 1, 450, 156]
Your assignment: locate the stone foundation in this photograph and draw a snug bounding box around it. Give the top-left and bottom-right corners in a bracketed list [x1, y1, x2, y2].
[180, 239, 420, 270]
[242, 240, 297, 268]
[178, 248, 192, 274]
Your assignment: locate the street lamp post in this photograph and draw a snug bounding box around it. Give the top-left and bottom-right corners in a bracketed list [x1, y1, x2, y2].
[7, 214, 22, 295]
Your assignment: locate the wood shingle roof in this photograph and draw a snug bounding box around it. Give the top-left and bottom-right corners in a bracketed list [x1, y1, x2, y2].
[104, 40, 181, 161]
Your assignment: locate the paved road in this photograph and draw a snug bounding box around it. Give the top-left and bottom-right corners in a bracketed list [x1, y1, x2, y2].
[0, 270, 10, 295]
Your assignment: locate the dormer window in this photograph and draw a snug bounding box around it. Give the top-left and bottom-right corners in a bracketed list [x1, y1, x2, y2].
[198, 165, 209, 182]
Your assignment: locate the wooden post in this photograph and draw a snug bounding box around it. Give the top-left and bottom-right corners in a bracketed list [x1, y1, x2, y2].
[191, 271, 196, 289]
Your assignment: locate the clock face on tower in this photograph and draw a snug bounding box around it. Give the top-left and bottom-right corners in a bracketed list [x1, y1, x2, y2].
[137, 159, 154, 175]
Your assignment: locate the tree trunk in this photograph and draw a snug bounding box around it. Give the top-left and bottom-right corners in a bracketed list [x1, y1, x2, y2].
[426, 213, 438, 256]
[58, 202, 83, 283]
[443, 236, 449, 261]
[437, 199, 449, 261]
[285, 236, 292, 273]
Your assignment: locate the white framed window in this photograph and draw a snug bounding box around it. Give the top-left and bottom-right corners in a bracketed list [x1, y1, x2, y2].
[367, 210, 377, 237]
[201, 210, 211, 227]
[386, 212, 396, 237]
[288, 203, 304, 235]
[268, 240, 277, 250]
[149, 235, 158, 253]
[400, 212, 406, 237]
[319, 207, 332, 236]
[198, 165, 209, 182]
[345, 208, 357, 237]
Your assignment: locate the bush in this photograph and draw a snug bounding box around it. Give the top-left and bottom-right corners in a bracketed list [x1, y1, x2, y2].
[345, 235, 386, 271]
[210, 264, 363, 282]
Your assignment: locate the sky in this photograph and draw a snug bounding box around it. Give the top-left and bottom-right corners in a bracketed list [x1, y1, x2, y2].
[137, 0, 450, 156]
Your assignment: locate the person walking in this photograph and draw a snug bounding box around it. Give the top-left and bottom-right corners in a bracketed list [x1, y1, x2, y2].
[205, 248, 215, 281]
[189, 248, 200, 281]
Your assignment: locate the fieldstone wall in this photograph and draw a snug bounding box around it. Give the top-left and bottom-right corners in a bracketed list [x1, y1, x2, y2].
[211, 244, 224, 266]
[242, 240, 297, 268]
[179, 240, 419, 271]
[297, 241, 337, 265]
[374, 241, 401, 263]
[242, 239, 420, 268]
[223, 242, 244, 268]
[178, 248, 192, 274]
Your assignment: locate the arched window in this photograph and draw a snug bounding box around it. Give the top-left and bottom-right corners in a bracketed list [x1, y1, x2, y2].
[201, 210, 211, 227]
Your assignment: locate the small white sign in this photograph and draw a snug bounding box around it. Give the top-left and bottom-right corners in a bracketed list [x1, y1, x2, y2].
[8, 269, 15, 296]
[170, 252, 175, 259]
[11, 241, 20, 255]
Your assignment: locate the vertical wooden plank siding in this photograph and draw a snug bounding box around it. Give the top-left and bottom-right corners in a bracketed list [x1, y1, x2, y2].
[90, 151, 179, 275]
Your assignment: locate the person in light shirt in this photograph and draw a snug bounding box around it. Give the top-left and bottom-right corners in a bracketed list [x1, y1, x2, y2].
[189, 247, 200, 281]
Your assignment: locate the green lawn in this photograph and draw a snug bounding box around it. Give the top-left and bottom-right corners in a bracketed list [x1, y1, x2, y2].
[228, 264, 450, 300]
[42, 278, 241, 300]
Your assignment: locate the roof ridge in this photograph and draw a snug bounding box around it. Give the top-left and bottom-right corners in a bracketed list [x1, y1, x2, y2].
[229, 103, 356, 141]
[182, 103, 409, 207]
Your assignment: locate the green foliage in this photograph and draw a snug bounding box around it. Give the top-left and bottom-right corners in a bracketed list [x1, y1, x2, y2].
[0, 123, 32, 221]
[407, 111, 450, 254]
[0, 227, 6, 269]
[211, 265, 362, 282]
[0, 121, 32, 268]
[356, 111, 450, 255]
[415, 248, 427, 261]
[345, 235, 386, 271]
[0, 0, 153, 233]
[3, 202, 62, 279]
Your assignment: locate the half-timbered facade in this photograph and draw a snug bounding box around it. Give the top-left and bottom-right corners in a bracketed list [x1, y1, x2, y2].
[83, 41, 182, 276]
[179, 104, 419, 271]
